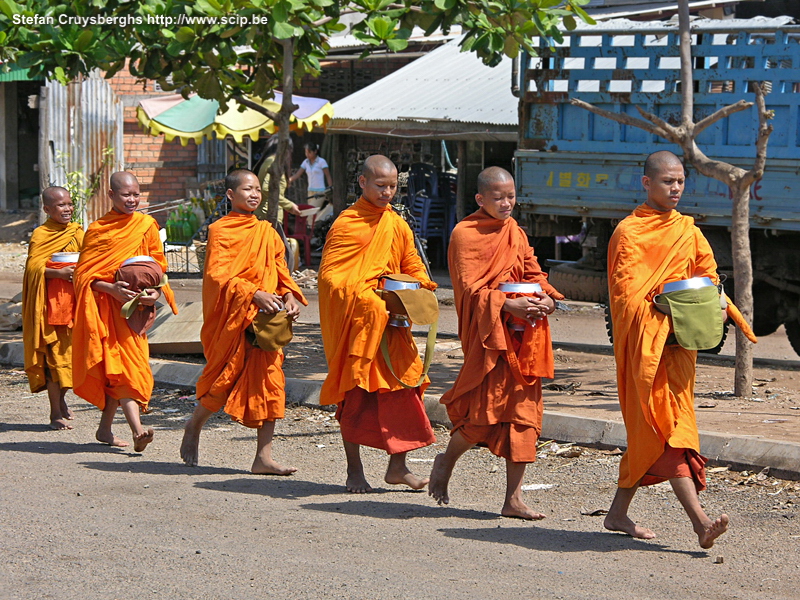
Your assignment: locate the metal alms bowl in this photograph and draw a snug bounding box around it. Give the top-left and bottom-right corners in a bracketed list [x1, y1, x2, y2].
[498, 282, 542, 294]
[661, 276, 715, 294]
[380, 278, 421, 292]
[51, 252, 80, 263]
[122, 255, 157, 267]
[498, 282, 543, 330]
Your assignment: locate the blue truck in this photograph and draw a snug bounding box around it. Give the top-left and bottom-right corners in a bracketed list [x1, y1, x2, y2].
[514, 17, 800, 355]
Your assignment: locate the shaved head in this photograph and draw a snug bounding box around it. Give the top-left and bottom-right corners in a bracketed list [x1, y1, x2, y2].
[110, 171, 138, 191]
[225, 169, 257, 194]
[362, 155, 397, 180]
[41, 186, 70, 207]
[643, 151, 684, 179]
[477, 166, 514, 196]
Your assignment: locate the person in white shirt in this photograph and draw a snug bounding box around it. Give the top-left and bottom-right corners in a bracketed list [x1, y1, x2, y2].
[289, 142, 334, 219]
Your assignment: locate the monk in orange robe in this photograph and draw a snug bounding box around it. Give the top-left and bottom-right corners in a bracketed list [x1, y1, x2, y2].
[22, 187, 84, 430]
[603, 150, 753, 549]
[319, 155, 437, 493]
[180, 170, 307, 473]
[428, 167, 563, 518]
[72, 172, 177, 451]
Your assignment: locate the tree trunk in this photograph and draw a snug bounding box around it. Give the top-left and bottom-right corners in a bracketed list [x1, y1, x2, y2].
[265, 38, 297, 225]
[330, 134, 349, 216]
[730, 180, 755, 396]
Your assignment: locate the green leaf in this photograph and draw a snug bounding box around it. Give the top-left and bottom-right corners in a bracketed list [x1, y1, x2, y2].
[73, 29, 94, 53]
[503, 35, 519, 58]
[367, 17, 394, 40]
[572, 4, 596, 25]
[385, 38, 408, 52]
[161, 29, 176, 39]
[272, 0, 288, 22]
[175, 27, 195, 44]
[0, 0, 18, 19]
[434, 0, 456, 10]
[563, 14, 576, 31]
[271, 20, 295, 39]
[196, 0, 224, 17]
[54, 65, 68, 84]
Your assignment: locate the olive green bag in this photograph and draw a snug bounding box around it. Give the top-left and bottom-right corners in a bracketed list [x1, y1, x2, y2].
[654, 285, 724, 351]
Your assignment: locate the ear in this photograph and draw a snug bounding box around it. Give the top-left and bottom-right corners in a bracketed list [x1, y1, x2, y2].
[358, 175, 366, 190]
[475, 193, 484, 207]
[226, 188, 235, 201]
[641, 175, 650, 191]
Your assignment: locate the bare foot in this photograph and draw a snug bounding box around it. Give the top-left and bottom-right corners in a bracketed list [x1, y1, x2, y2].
[346, 471, 373, 494]
[133, 427, 154, 452]
[251, 456, 297, 476]
[180, 419, 201, 466]
[61, 402, 74, 420]
[383, 469, 429, 490]
[49, 418, 73, 430]
[96, 430, 129, 447]
[604, 514, 656, 540]
[428, 453, 452, 505]
[502, 498, 546, 520]
[698, 514, 729, 549]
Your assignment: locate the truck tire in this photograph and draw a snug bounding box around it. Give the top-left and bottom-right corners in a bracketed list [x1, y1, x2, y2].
[785, 319, 800, 357]
[548, 263, 608, 303]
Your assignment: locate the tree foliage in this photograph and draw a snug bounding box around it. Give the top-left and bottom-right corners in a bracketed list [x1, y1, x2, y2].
[1, 0, 593, 222]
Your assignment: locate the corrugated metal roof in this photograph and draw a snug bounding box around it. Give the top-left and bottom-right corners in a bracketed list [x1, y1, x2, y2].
[331, 36, 516, 129]
[587, 0, 741, 19]
[0, 63, 44, 82]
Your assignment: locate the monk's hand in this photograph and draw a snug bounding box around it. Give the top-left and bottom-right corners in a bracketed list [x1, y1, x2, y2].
[531, 292, 556, 316]
[93, 280, 137, 303]
[503, 296, 538, 323]
[138, 288, 161, 307]
[283, 294, 301, 320]
[59, 265, 75, 281]
[253, 291, 284, 314]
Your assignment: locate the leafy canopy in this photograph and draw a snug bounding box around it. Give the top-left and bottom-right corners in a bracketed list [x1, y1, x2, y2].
[0, 0, 594, 104]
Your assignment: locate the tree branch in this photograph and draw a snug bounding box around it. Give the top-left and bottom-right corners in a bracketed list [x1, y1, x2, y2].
[569, 98, 671, 139]
[744, 82, 773, 184]
[233, 95, 283, 122]
[633, 105, 681, 142]
[678, 0, 693, 128]
[683, 139, 747, 183]
[693, 99, 754, 136]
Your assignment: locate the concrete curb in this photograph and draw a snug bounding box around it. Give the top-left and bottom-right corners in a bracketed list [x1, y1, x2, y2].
[3, 343, 799, 480]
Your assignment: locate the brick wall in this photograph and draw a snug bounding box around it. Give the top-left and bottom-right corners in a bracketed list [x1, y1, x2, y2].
[107, 69, 198, 217]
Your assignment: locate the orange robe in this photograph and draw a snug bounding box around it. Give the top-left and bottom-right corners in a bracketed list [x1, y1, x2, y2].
[442, 209, 563, 463]
[609, 204, 721, 490]
[318, 197, 436, 452]
[22, 219, 84, 393]
[195, 213, 307, 428]
[72, 210, 177, 410]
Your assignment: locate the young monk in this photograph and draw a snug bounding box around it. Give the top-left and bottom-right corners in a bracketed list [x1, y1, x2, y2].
[22, 187, 84, 430]
[72, 172, 177, 451]
[180, 169, 307, 473]
[318, 155, 437, 493]
[604, 150, 754, 548]
[428, 167, 563, 519]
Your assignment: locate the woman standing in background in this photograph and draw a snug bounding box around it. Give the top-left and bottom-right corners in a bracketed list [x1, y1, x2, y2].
[289, 142, 333, 220]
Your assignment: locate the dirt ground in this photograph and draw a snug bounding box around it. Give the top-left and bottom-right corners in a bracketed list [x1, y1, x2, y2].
[1, 365, 799, 600]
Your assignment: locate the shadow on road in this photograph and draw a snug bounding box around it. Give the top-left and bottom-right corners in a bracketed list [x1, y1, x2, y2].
[80, 459, 243, 476]
[304, 499, 499, 521]
[439, 525, 708, 557]
[0, 440, 124, 454]
[194, 477, 345, 498]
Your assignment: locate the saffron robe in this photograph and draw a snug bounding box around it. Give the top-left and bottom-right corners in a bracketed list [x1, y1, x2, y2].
[318, 197, 436, 404]
[195, 212, 307, 428]
[318, 197, 436, 451]
[441, 209, 564, 463]
[610, 204, 721, 489]
[72, 210, 177, 410]
[22, 219, 84, 393]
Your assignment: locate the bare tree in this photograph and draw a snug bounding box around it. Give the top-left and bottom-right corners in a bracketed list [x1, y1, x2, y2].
[570, 0, 772, 396]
